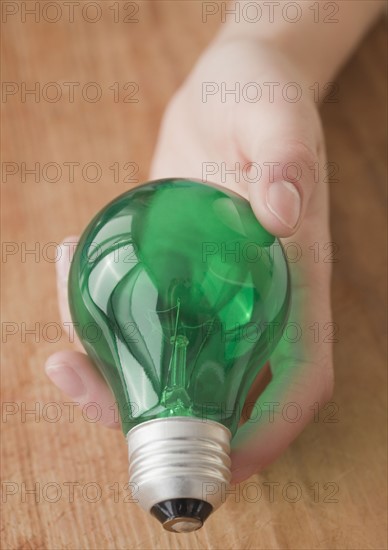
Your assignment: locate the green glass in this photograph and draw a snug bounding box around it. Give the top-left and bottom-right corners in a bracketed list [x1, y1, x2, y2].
[68, 179, 290, 436]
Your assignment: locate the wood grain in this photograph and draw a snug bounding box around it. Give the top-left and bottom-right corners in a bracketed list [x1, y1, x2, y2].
[1, 3, 387, 549]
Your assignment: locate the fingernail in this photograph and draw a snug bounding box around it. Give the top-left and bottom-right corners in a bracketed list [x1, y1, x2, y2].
[266, 180, 301, 229]
[231, 464, 258, 484]
[45, 363, 86, 399]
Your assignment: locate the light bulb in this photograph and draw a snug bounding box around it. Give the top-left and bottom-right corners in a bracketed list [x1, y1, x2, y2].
[68, 178, 290, 532]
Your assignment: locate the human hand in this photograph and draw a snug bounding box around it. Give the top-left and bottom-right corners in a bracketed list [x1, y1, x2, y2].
[46, 36, 334, 484]
[150, 36, 335, 483]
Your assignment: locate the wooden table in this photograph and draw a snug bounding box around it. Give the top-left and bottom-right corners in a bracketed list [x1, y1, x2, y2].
[2, 3, 387, 549]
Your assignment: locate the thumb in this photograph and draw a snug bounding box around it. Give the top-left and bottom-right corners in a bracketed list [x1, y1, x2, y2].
[247, 136, 322, 238]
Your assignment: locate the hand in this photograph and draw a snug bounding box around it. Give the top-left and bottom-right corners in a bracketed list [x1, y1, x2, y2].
[46, 36, 334, 484]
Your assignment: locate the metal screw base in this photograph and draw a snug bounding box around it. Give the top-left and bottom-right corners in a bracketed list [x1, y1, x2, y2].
[127, 417, 232, 530]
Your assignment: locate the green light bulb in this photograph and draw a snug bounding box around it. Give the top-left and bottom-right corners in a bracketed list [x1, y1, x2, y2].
[68, 179, 290, 532]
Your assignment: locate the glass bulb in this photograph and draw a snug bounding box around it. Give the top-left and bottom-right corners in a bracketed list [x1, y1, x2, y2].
[68, 178, 290, 530]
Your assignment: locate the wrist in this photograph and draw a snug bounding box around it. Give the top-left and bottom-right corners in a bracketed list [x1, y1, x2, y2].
[212, 29, 323, 98]
[213, 1, 385, 90]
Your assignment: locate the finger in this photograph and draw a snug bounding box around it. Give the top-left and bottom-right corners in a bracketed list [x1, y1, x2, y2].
[240, 106, 324, 238]
[230, 351, 333, 484]
[239, 363, 272, 427]
[56, 236, 82, 348]
[248, 139, 319, 237]
[45, 350, 120, 429]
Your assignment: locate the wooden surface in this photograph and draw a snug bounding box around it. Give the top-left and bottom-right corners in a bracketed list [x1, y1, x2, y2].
[1, 3, 387, 549]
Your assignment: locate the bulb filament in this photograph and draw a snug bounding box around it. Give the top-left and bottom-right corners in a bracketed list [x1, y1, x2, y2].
[160, 298, 192, 415]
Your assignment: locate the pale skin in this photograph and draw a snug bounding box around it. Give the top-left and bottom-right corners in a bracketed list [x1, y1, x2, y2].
[45, 2, 385, 484]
